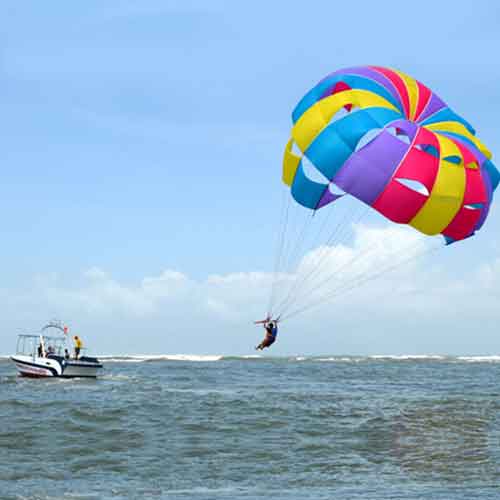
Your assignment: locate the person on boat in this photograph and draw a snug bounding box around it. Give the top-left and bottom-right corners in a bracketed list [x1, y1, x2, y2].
[64, 349, 70, 360]
[47, 345, 55, 356]
[255, 320, 278, 350]
[73, 335, 83, 359]
[37, 344, 44, 357]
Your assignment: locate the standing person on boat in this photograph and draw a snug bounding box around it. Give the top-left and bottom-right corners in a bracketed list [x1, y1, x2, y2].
[73, 335, 83, 359]
[255, 319, 278, 350]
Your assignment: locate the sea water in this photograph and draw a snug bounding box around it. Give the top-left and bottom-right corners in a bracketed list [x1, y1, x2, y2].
[1, 355, 500, 499]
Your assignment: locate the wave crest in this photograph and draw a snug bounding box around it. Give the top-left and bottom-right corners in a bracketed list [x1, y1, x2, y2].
[75, 354, 500, 364]
[100, 354, 224, 363]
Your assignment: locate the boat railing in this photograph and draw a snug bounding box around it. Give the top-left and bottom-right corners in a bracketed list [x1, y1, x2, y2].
[15, 332, 95, 360]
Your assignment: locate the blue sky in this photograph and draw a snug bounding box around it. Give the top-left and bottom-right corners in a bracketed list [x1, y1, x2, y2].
[2, 0, 499, 355]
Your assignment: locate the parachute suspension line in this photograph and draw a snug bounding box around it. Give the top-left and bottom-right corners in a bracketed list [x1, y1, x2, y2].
[275, 200, 342, 310]
[277, 225, 428, 320]
[307, 200, 337, 253]
[279, 205, 315, 279]
[277, 222, 380, 319]
[273, 200, 366, 317]
[280, 239, 442, 322]
[279, 230, 425, 319]
[267, 203, 316, 315]
[335, 244, 438, 300]
[274, 201, 370, 317]
[273, 215, 346, 316]
[267, 189, 289, 314]
[267, 189, 291, 317]
[282, 242, 441, 321]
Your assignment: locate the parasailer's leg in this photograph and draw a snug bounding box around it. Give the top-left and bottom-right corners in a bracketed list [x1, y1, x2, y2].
[255, 335, 276, 350]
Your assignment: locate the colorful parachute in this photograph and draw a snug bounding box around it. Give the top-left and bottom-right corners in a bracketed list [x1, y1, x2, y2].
[283, 66, 499, 244]
[266, 66, 500, 321]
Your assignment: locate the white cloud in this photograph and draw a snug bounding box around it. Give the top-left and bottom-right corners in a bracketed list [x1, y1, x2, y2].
[37, 268, 195, 318]
[270, 223, 435, 320]
[1, 224, 499, 355]
[478, 258, 500, 289]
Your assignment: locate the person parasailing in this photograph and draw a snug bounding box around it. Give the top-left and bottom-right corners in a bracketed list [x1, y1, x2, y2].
[255, 318, 279, 350]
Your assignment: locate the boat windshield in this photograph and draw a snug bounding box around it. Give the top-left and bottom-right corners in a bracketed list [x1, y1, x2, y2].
[16, 335, 67, 357]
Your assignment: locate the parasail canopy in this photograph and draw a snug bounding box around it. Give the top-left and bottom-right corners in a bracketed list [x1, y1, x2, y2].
[267, 66, 499, 322]
[283, 66, 499, 245]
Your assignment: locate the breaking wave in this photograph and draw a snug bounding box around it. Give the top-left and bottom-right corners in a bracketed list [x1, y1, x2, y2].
[369, 354, 446, 361]
[5, 354, 497, 364]
[456, 356, 500, 363]
[100, 354, 224, 363]
[96, 354, 500, 364]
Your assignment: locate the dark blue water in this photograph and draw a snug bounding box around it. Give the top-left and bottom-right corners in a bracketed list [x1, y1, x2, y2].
[1, 355, 500, 499]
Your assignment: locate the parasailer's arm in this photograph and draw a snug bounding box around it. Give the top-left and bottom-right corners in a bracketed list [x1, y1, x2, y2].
[254, 316, 270, 325]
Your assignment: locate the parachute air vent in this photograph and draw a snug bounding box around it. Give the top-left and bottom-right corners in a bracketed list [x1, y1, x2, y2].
[395, 178, 430, 196]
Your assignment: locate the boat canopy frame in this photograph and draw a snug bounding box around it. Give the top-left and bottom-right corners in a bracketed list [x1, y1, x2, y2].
[16, 334, 68, 358]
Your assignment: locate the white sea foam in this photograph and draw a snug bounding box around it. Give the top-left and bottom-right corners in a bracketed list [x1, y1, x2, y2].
[369, 354, 445, 361]
[100, 354, 223, 363]
[317, 357, 358, 362]
[39, 353, 500, 365]
[159, 354, 223, 362]
[101, 374, 136, 381]
[456, 355, 500, 363]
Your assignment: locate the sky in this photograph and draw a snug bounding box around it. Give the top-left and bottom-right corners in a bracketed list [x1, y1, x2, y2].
[1, 0, 499, 355]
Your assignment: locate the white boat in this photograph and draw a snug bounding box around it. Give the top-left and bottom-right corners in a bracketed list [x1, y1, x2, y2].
[10, 321, 103, 378]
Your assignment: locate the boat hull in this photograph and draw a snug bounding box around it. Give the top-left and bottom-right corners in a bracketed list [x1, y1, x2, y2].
[60, 360, 102, 378]
[11, 355, 102, 378]
[12, 358, 57, 377]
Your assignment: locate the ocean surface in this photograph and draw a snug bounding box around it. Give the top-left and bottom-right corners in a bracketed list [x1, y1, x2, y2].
[1, 354, 500, 500]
